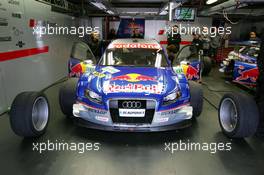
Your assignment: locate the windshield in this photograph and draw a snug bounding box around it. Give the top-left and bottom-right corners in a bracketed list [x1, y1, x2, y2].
[241, 46, 260, 58]
[99, 48, 168, 67]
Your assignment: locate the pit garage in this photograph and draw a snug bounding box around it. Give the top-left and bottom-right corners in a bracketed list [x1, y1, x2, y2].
[0, 0, 264, 174]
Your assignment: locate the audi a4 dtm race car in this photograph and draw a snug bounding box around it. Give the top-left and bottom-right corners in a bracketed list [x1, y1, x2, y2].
[219, 41, 260, 88]
[68, 41, 210, 83]
[59, 39, 203, 132]
[8, 39, 203, 137]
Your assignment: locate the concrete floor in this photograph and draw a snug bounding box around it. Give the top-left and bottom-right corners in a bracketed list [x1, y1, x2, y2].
[0, 68, 264, 175]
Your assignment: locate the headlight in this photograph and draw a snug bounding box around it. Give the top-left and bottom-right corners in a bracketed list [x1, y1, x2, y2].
[85, 89, 102, 104]
[163, 91, 181, 105]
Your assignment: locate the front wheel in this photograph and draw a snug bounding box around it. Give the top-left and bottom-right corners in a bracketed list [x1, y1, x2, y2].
[59, 78, 78, 117]
[218, 92, 259, 138]
[189, 81, 203, 117]
[10, 92, 50, 137]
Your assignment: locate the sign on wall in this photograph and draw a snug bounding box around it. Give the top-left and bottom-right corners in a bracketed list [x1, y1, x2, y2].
[117, 18, 145, 38]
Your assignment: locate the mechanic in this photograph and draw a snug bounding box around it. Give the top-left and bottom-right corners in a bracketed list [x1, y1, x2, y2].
[209, 28, 221, 60]
[256, 34, 264, 133]
[191, 33, 203, 56]
[201, 28, 211, 56]
[108, 28, 117, 40]
[166, 44, 177, 63]
[131, 28, 144, 39]
[87, 31, 103, 62]
[167, 25, 181, 54]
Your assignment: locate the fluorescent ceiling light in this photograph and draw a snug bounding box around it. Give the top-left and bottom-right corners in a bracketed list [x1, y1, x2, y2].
[206, 0, 218, 5]
[91, 2, 106, 10]
[159, 11, 168, 15]
[106, 10, 115, 15]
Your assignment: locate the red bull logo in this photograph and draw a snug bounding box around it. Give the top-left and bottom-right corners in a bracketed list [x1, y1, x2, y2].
[236, 67, 259, 82]
[186, 65, 199, 80]
[70, 63, 83, 77]
[111, 73, 156, 82]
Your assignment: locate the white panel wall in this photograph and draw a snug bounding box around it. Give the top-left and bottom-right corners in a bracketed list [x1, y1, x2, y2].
[0, 0, 90, 113]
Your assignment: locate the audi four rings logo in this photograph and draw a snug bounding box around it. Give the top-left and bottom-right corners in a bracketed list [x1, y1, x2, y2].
[122, 101, 142, 109]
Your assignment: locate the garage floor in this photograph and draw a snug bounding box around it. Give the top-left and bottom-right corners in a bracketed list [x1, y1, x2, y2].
[1, 68, 264, 175]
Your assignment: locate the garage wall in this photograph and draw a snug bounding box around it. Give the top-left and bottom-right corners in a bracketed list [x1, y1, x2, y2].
[0, 0, 90, 114]
[109, 17, 212, 46]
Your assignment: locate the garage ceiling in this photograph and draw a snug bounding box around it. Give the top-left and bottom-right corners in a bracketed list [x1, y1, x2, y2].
[66, 0, 264, 18]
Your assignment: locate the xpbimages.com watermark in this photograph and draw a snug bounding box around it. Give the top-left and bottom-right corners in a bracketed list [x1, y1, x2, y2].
[33, 24, 100, 38]
[32, 140, 101, 154]
[166, 24, 232, 37]
[164, 140, 232, 154]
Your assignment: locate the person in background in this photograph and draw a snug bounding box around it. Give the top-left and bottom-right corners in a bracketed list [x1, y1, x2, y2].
[249, 31, 261, 42]
[87, 31, 102, 62]
[131, 28, 143, 39]
[192, 33, 203, 50]
[201, 28, 211, 56]
[108, 28, 117, 40]
[209, 28, 221, 59]
[167, 25, 181, 54]
[166, 44, 177, 63]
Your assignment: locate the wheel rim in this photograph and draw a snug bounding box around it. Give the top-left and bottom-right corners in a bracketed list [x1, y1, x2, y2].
[219, 98, 238, 132]
[32, 96, 49, 131]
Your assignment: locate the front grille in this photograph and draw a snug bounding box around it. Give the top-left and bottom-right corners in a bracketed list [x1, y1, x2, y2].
[109, 99, 155, 124]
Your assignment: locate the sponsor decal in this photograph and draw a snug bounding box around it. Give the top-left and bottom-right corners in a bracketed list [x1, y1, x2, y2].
[16, 41, 25, 48]
[112, 43, 160, 49]
[12, 13, 22, 19]
[111, 73, 156, 82]
[104, 83, 163, 94]
[161, 109, 179, 116]
[186, 65, 199, 80]
[174, 66, 184, 74]
[87, 108, 107, 115]
[236, 67, 259, 82]
[93, 71, 106, 78]
[0, 18, 8, 26]
[101, 66, 120, 74]
[8, 0, 19, 5]
[0, 36, 11, 42]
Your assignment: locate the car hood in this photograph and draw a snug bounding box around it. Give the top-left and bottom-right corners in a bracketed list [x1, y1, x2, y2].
[87, 66, 178, 98]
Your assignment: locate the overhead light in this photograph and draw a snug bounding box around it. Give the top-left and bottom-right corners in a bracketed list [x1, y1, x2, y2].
[90, 2, 106, 10]
[206, 0, 218, 5]
[159, 11, 168, 15]
[106, 10, 115, 15]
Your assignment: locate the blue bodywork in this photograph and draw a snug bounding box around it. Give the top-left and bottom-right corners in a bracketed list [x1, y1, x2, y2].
[77, 66, 190, 111]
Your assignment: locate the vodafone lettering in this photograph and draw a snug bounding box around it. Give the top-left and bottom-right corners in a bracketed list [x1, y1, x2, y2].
[112, 43, 161, 49]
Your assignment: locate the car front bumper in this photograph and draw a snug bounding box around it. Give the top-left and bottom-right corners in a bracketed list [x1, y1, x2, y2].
[72, 102, 193, 132]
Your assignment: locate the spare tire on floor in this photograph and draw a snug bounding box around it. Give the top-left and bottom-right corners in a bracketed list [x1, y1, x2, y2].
[10, 92, 49, 137]
[218, 92, 259, 138]
[202, 56, 212, 76]
[189, 81, 203, 117]
[59, 78, 78, 117]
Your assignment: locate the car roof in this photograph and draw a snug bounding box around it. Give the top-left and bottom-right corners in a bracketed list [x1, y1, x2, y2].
[108, 39, 162, 49]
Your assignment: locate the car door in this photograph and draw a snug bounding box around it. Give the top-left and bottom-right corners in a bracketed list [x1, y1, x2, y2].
[69, 42, 96, 77]
[172, 45, 201, 81]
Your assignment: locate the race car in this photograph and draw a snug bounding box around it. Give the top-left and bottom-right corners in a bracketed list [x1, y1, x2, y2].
[59, 39, 203, 132]
[219, 43, 260, 87]
[68, 42, 211, 82]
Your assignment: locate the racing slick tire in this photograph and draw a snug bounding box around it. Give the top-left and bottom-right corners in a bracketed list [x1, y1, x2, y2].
[10, 92, 49, 137]
[189, 81, 203, 117]
[59, 78, 78, 117]
[202, 56, 212, 76]
[218, 92, 259, 138]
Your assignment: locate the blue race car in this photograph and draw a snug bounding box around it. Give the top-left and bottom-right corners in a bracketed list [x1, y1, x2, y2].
[59, 39, 203, 132]
[220, 43, 260, 87]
